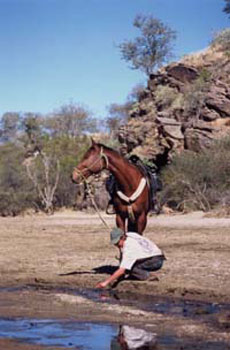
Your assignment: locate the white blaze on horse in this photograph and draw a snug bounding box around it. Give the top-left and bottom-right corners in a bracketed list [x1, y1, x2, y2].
[72, 139, 151, 234]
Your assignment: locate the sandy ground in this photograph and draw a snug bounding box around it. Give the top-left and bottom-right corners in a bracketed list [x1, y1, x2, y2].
[0, 210, 230, 349]
[0, 210, 230, 301]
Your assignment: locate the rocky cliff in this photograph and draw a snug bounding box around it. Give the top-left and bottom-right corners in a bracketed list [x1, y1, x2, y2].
[118, 47, 230, 168]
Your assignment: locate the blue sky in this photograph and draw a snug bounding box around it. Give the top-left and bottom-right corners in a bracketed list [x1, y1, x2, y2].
[0, 0, 229, 119]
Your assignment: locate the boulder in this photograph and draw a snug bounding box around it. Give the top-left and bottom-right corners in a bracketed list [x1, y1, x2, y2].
[166, 64, 199, 83]
[184, 128, 214, 152]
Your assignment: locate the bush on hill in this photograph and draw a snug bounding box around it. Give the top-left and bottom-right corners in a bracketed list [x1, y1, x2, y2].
[160, 136, 230, 212]
[211, 28, 230, 53]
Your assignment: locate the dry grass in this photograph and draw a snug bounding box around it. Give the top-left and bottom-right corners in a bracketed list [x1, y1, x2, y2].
[179, 46, 226, 68]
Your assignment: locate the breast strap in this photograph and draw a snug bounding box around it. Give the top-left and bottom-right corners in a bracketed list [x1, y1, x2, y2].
[116, 177, 147, 204]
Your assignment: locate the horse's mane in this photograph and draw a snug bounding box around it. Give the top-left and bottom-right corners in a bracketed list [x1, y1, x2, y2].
[97, 143, 122, 157]
[97, 142, 140, 171]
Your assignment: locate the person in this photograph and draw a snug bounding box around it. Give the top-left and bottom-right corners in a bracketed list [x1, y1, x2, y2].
[96, 228, 165, 288]
[106, 154, 162, 215]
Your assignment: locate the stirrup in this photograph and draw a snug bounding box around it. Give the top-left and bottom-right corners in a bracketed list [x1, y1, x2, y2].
[106, 203, 116, 215]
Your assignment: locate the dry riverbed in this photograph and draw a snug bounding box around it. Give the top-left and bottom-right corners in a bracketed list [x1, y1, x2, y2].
[0, 210, 230, 349]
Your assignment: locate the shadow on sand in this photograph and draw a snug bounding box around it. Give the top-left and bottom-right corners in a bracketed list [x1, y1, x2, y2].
[58, 265, 117, 276]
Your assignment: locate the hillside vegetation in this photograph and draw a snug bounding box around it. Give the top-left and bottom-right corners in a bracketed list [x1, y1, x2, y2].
[1, 30, 230, 215]
[118, 32, 230, 213]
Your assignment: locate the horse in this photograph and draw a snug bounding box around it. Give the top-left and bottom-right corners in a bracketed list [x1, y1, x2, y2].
[71, 139, 151, 234]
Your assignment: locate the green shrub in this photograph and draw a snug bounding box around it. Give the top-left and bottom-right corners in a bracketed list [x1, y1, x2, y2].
[199, 68, 212, 83]
[0, 143, 37, 216]
[182, 77, 209, 119]
[154, 85, 178, 108]
[0, 137, 92, 215]
[160, 137, 230, 212]
[30, 135, 90, 210]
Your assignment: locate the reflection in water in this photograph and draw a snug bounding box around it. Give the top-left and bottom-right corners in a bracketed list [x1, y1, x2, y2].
[0, 317, 228, 350]
[111, 325, 157, 350]
[0, 318, 157, 349]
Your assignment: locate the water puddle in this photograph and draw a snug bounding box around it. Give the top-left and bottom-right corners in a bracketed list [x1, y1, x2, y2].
[0, 319, 117, 349]
[0, 318, 228, 350]
[0, 319, 158, 349]
[0, 286, 229, 349]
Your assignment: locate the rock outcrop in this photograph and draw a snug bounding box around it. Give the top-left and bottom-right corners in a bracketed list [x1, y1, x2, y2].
[118, 47, 230, 167]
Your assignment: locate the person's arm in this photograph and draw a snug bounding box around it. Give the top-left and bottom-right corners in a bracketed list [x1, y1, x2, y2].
[96, 267, 126, 288]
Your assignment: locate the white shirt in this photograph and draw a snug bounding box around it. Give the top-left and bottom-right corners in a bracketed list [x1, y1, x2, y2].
[120, 232, 162, 270]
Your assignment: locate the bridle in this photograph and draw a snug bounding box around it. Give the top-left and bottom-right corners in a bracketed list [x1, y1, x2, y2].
[73, 146, 111, 230]
[73, 147, 109, 183]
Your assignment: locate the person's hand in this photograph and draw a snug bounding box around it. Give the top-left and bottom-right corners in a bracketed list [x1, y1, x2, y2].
[96, 281, 108, 289]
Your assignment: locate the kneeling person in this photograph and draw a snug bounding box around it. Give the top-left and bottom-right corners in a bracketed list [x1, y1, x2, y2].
[96, 228, 165, 288]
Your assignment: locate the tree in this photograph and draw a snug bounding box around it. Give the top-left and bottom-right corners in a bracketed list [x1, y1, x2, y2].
[20, 113, 44, 153]
[106, 102, 131, 135]
[105, 83, 145, 135]
[224, 0, 230, 17]
[23, 146, 60, 214]
[38, 136, 90, 209]
[127, 83, 146, 102]
[118, 14, 176, 76]
[0, 112, 20, 142]
[0, 143, 37, 216]
[44, 103, 97, 138]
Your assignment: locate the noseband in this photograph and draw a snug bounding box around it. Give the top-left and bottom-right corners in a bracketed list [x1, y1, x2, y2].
[73, 147, 109, 183]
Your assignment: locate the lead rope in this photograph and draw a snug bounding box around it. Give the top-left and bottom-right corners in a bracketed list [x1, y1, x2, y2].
[87, 147, 110, 230]
[85, 181, 111, 230]
[74, 147, 111, 230]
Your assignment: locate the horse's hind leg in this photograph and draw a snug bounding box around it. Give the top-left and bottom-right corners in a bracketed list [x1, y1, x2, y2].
[127, 219, 138, 233]
[138, 212, 147, 234]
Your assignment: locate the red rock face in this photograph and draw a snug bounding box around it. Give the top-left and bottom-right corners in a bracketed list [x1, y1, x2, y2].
[118, 54, 230, 167]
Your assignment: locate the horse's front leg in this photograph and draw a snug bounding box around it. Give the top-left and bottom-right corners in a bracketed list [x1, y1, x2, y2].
[116, 213, 126, 232]
[115, 214, 126, 262]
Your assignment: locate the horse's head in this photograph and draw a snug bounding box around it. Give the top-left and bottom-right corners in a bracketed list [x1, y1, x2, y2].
[72, 139, 109, 184]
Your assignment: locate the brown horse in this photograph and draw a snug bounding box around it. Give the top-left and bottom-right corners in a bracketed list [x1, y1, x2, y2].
[72, 140, 150, 234]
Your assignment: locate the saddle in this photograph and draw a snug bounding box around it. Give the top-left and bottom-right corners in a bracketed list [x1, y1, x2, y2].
[106, 155, 162, 213]
[129, 155, 162, 198]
